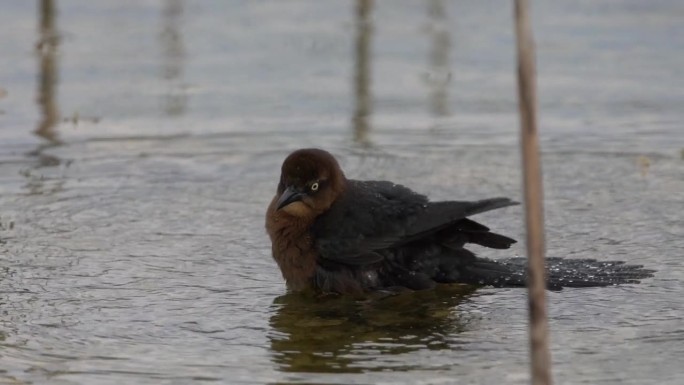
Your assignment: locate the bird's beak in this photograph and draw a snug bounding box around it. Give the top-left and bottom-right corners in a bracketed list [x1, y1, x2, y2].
[276, 186, 304, 210]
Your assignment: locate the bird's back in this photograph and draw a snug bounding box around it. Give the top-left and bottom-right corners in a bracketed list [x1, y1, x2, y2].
[310, 180, 518, 291]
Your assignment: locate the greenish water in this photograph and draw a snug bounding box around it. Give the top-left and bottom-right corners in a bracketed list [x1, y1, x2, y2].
[0, 1, 683, 384]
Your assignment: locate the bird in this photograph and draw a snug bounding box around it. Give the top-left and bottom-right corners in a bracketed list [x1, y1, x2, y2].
[265, 148, 653, 295]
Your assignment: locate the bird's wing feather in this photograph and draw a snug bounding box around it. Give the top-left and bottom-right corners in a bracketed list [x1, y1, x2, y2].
[312, 180, 517, 266]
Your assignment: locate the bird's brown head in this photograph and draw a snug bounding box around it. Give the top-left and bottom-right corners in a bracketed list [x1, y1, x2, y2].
[274, 148, 346, 218]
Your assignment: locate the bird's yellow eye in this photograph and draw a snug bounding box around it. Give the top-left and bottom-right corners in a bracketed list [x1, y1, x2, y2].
[310, 182, 319, 192]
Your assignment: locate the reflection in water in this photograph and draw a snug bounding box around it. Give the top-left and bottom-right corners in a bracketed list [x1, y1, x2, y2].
[159, 0, 187, 117]
[27, 0, 65, 195]
[35, 0, 60, 142]
[269, 285, 476, 373]
[352, 0, 374, 144]
[426, 0, 451, 117]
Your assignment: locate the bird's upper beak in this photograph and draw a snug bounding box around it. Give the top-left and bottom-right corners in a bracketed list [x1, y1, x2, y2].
[276, 186, 304, 210]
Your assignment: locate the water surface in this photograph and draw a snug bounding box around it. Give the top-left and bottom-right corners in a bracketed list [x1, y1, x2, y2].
[1, 1, 683, 384]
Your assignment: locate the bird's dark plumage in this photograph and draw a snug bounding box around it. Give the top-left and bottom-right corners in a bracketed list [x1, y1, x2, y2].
[265, 148, 653, 295]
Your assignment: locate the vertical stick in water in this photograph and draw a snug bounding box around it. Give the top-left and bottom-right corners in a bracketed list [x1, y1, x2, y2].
[513, 1, 553, 384]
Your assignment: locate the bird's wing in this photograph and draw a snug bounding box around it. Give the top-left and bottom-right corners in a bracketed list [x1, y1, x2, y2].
[312, 180, 517, 266]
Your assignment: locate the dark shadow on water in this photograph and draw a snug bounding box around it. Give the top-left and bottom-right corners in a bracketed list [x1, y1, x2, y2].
[268, 284, 476, 373]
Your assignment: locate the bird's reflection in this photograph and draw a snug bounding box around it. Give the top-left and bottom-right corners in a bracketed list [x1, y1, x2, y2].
[268, 285, 476, 373]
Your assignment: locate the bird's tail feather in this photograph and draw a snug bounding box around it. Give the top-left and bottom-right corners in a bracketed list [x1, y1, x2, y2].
[467, 232, 517, 250]
[462, 257, 654, 290]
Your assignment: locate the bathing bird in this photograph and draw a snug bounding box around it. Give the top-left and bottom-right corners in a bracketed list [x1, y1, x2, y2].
[265, 148, 652, 294]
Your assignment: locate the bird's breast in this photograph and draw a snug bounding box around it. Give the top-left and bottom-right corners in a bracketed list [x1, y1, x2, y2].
[266, 211, 318, 292]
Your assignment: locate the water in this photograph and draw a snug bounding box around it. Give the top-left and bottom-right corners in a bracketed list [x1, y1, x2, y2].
[1, 1, 683, 384]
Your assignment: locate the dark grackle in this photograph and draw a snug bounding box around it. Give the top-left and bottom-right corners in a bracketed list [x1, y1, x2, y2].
[265, 148, 653, 295]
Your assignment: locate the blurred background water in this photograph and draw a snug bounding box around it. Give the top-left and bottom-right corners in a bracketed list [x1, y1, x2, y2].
[0, 1, 683, 384]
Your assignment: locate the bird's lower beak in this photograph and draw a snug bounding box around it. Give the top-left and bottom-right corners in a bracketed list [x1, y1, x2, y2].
[276, 186, 304, 210]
